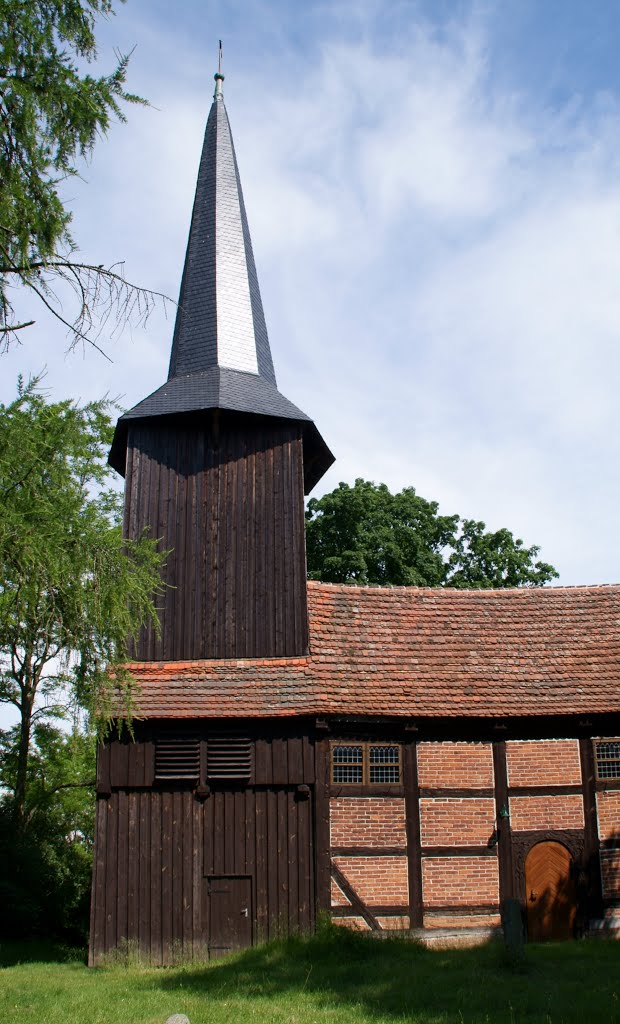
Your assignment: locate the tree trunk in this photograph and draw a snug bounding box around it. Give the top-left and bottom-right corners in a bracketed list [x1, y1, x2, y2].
[14, 678, 34, 827]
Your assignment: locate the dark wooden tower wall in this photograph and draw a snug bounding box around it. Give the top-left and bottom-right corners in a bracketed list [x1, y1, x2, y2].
[90, 728, 316, 965]
[124, 411, 308, 661]
[108, 73, 334, 663]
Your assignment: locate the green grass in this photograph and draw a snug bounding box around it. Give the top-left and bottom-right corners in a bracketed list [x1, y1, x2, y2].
[1, 927, 619, 1024]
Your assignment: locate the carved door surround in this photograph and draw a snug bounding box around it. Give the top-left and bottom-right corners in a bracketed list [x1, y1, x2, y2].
[511, 829, 587, 938]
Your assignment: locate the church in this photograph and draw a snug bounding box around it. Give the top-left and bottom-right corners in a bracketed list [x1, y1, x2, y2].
[89, 68, 620, 964]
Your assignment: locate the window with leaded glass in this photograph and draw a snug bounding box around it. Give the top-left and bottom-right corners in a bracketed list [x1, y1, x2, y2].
[595, 740, 620, 781]
[332, 744, 363, 784]
[331, 742, 401, 786]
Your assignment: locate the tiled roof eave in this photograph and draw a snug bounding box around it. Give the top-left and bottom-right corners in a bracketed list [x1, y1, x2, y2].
[120, 579, 620, 720]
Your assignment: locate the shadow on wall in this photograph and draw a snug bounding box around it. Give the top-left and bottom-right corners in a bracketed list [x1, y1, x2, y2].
[525, 868, 577, 942]
[597, 825, 620, 935]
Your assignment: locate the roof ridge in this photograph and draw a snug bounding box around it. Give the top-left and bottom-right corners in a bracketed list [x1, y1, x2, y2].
[307, 580, 620, 594]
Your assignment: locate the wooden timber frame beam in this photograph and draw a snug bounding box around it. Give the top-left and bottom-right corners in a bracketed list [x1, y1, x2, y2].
[330, 863, 383, 932]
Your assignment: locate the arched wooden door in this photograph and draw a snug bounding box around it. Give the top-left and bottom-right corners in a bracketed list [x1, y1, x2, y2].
[525, 841, 577, 941]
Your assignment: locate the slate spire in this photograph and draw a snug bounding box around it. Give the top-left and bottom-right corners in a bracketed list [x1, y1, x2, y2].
[110, 65, 334, 491]
[167, 70, 276, 384]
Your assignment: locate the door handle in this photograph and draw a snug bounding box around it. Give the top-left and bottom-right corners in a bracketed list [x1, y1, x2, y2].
[529, 890, 538, 902]
[241, 907, 248, 917]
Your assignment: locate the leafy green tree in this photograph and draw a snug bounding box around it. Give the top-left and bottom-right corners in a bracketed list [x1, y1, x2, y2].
[445, 518, 557, 588]
[0, 378, 165, 824]
[0, 0, 163, 351]
[0, 724, 95, 941]
[305, 479, 558, 588]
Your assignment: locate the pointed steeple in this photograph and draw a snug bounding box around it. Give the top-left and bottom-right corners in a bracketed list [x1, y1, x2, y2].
[168, 69, 276, 384]
[110, 65, 334, 492]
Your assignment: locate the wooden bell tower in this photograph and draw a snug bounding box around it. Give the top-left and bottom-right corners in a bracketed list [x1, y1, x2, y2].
[109, 70, 333, 661]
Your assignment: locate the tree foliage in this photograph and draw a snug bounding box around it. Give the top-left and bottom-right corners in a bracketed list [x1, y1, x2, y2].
[305, 479, 558, 588]
[0, 0, 164, 351]
[0, 378, 165, 823]
[0, 724, 95, 941]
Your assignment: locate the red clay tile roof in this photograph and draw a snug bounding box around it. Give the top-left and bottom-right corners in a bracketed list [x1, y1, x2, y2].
[125, 581, 620, 720]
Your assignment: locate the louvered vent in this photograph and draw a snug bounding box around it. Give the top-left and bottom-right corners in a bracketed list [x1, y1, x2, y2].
[155, 737, 200, 780]
[207, 737, 252, 780]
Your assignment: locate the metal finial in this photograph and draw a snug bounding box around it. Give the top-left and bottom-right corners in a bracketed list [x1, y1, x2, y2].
[214, 40, 224, 99]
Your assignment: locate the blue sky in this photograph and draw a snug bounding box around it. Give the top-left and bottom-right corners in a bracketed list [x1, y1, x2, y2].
[3, 0, 620, 588]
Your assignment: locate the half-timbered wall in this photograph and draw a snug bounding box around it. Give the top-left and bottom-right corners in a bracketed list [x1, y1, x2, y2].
[330, 797, 409, 930]
[90, 728, 619, 962]
[324, 733, 617, 941]
[418, 742, 500, 933]
[123, 412, 308, 661]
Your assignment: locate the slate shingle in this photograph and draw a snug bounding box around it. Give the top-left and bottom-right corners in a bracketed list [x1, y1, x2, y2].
[109, 79, 333, 489]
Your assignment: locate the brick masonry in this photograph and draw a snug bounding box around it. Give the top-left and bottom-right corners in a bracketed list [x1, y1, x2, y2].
[424, 913, 502, 930]
[596, 790, 620, 842]
[506, 739, 582, 786]
[332, 856, 409, 904]
[419, 797, 495, 847]
[422, 856, 499, 906]
[417, 742, 494, 788]
[509, 794, 584, 831]
[330, 797, 407, 848]
[331, 877, 351, 907]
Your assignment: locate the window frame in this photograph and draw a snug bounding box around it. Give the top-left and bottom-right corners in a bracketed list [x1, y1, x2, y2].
[330, 740, 402, 787]
[594, 738, 620, 782]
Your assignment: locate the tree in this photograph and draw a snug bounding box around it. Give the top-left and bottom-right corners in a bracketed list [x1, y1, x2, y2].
[0, 0, 165, 353]
[0, 723, 96, 941]
[0, 378, 165, 824]
[305, 479, 558, 588]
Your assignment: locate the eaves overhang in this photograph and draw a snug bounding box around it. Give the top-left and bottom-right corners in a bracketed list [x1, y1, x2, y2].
[109, 366, 334, 493]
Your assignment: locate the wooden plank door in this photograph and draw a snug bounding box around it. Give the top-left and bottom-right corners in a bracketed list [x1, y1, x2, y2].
[525, 841, 577, 941]
[207, 875, 253, 957]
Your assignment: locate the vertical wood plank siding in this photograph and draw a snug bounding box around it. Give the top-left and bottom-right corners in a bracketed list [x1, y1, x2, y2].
[124, 414, 308, 661]
[90, 786, 314, 963]
[90, 733, 316, 964]
[91, 789, 203, 965]
[204, 788, 314, 942]
[314, 736, 331, 914]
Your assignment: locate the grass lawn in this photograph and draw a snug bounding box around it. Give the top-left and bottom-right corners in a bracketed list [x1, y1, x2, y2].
[1, 927, 619, 1024]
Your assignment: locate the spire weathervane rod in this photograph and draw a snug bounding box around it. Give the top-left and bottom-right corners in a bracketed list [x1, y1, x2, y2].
[214, 39, 224, 99]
